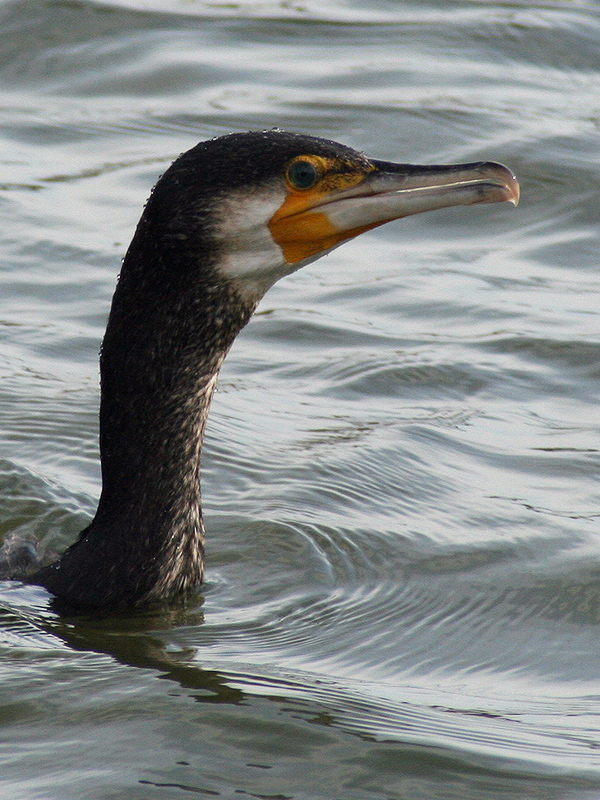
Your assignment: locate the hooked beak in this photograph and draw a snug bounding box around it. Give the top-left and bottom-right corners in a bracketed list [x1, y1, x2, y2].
[269, 160, 520, 265]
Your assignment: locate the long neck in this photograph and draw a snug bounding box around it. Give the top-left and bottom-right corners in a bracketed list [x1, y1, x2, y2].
[96, 236, 256, 591]
[35, 221, 257, 608]
[97, 268, 242, 537]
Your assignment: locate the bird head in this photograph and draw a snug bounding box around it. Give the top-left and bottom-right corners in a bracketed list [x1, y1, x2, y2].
[143, 130, 519, 303]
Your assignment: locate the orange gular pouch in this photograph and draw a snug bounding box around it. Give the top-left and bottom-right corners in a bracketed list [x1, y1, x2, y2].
[268, 156, 375, 264]
[268, 154, 519, 266]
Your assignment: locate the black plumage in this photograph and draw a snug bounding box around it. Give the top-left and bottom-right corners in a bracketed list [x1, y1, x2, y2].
[27, 130, 518, 610]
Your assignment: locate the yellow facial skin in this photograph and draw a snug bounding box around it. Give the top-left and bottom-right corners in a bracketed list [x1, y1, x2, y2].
[269, 155, 377, 265]
[268, 152, 520, 267]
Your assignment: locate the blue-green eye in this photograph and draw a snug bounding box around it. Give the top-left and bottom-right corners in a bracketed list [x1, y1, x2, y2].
[287, 160, 319, 190]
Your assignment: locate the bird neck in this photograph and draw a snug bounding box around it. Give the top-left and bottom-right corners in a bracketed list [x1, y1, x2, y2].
[95, 241, 256, 576]
[40, 225, 259, 608]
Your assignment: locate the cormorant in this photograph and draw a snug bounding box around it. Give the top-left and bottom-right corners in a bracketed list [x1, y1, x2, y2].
[28, 130, 519, 610]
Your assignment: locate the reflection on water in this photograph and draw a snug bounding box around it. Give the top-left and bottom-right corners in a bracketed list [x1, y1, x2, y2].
[1, 0, 600, 798]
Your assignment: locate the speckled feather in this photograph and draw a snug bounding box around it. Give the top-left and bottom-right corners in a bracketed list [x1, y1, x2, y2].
[27, 130, 518, 609]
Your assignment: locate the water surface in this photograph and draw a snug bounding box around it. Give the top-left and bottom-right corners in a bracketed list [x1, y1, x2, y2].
[1, 1, 600, 798]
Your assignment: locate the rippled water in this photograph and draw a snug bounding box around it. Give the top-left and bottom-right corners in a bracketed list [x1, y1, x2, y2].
[1, 0, 600, 797]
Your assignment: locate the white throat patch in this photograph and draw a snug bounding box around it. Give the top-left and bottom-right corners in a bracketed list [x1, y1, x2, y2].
[212, 188, 297, 303]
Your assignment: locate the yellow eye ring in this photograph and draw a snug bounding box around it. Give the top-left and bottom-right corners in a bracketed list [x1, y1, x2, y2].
[286, 159, 320, 190]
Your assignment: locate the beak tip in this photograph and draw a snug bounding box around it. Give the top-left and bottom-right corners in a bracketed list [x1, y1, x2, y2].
[488, 167, 519, 208]
[507, 176, 520, 208]
[500, 167, 520, 208]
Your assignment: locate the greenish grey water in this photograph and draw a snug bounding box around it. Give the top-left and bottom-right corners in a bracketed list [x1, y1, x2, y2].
[1, 0, 600, 797]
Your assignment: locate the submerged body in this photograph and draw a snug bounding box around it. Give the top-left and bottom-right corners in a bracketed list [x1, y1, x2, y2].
[29, 130, 519, 609]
